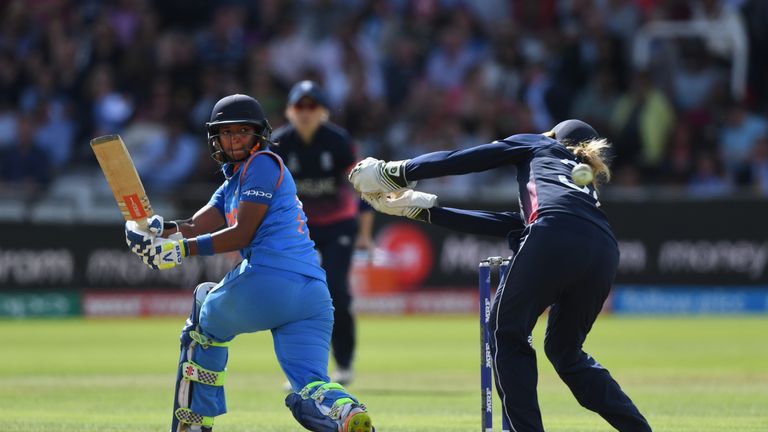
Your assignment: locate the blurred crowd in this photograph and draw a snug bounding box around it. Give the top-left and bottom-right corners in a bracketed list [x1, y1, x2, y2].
[1, 0, 768, 202]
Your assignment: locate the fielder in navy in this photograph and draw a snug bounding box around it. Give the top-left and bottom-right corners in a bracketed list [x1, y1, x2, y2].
[349, 119, 651, 432]
[272, 81, 374, 386]
[125, 94, 374, 432]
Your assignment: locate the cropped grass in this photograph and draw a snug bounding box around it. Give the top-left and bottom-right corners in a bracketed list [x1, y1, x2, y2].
[2, 315, 767, 431]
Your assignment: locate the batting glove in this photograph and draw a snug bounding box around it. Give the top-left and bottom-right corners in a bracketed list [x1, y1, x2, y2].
[361, 190, 437, 222]
[143, 237, 189, 270]
[125, 220, 153, 256]
[348, 157, 416, 193]
[147, 215, 164, 236]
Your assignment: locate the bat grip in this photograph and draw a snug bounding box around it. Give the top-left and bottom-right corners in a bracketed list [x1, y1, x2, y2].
[136, 218, 150, 232]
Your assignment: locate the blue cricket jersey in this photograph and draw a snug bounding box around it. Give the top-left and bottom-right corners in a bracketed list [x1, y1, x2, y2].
[406, 134, 613, 237]
[208, 150, 326, 281]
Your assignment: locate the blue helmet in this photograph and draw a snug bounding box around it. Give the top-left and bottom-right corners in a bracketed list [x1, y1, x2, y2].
[206, 94, 273, 164]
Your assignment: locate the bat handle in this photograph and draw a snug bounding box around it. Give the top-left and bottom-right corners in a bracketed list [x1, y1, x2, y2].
[136, 218, 150, 232]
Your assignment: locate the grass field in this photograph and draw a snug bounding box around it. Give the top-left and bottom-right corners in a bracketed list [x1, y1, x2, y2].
[2, 315, 767, 431]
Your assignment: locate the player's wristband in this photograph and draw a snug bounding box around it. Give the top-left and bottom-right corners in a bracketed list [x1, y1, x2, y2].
[195, 234, 214, 256]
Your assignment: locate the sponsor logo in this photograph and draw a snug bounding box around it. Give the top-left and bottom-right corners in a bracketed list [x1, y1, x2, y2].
[486, 388, 493, 412]
[123, 194, 147, 219]
[658, 241, 768, 279]
[484, 298, 492, 322]
[242, 189, 273, 199]
[485, 342, 492, 367]
[376, 223, 434, 288]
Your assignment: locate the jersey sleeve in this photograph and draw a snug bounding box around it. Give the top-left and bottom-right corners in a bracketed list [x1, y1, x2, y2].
[404, 135, 537, 180]
[207, 183, 226, 217]
[429, 206, 525, 238]
[239, 154, 283, 205]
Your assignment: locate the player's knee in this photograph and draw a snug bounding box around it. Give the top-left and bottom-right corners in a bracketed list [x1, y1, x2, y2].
[544, 337, 577, 372]
[181, 282, 217, 346]
[194, 282, 217, 305]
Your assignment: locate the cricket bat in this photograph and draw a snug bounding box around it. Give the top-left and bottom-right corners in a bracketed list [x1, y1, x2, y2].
[90, 134, 153, 231]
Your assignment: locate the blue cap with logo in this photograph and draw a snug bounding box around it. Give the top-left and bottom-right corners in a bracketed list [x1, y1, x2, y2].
[288, 80, 329, 108]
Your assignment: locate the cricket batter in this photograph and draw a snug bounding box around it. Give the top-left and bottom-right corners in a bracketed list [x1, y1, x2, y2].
[125, 94, 374, 432]
[349, 120, 652, 432]
[271, 81, 374, 385]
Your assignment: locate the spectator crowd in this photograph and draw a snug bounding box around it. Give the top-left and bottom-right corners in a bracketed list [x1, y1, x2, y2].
[1, 0, 768, 203]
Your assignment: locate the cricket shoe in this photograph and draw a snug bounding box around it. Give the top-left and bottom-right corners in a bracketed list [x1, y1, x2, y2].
[338, 404, 374, 432]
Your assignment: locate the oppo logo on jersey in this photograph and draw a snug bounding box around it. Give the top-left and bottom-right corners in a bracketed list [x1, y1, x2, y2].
[242, 189, 273, 199]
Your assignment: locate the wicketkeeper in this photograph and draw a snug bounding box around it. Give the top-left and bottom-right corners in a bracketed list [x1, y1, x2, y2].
[349, 120, 652, 432]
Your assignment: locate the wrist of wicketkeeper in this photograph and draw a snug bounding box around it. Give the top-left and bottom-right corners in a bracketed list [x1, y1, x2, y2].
[406, 208, 431, 223]
[378, 160, 411, 190]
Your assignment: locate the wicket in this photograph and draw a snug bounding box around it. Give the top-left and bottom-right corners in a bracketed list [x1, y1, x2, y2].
[479, 256, 511, 432]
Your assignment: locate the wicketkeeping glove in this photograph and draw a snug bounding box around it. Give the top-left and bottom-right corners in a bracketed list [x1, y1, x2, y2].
[348, 157, 417, 193]
[142, 237, 189, 270]
[361, 190, 438, 222]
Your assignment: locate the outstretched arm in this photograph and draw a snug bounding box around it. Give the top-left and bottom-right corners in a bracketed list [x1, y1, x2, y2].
[404, 140, 530, 180]
[428, 207, 525, 238]
[361, 191, 525, 238]
[349, 135, 539, 193]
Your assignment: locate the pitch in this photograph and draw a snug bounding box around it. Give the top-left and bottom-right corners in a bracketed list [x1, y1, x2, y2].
[2, 315, 766, 431]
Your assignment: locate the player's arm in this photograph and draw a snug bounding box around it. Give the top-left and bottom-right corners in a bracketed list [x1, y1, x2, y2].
[162, 205, 226, 237]
[404, 138, 532, 180]
[186, 201, 266, 255]
[187, 153, 281, 256]
[428, 207, 525, 238]
[349, 135, 536, 192]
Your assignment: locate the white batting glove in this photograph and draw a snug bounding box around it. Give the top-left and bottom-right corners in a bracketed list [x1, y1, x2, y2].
[125, 220, 153, 256]
[362, 190, 437, 222]
[142, 237, 189, 270]
[348, 157, 417, 193]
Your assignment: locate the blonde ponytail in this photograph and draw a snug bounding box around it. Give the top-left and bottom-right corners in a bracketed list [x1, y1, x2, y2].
[566, 138, 612, 185]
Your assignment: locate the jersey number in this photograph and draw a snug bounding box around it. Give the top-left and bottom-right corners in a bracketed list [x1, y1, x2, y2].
[559, 159, 601, 207]
[295, 196, 306, 234]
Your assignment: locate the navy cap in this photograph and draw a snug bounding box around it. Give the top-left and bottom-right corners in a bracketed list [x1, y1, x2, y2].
[550, 119, 600, 143]
[288, 80, 329, 108]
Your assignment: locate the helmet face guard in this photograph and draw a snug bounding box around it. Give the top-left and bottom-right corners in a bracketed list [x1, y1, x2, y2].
[206, 119, 273, 164]
[206, 94, 274, 165]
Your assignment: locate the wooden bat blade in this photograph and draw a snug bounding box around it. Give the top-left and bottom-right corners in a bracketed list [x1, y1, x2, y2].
[90, 134, 153, 230]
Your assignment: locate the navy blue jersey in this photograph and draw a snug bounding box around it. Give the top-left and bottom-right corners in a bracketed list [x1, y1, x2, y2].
[406, 134, 612, 236]
[272, 123, 358, 227]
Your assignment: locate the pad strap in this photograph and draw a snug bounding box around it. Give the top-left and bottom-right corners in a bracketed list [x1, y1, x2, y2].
[298, 381, 348, 404]
[175, 407, 214, 427]
[182, 361, 226, 386]
[190, 330, 230, 349]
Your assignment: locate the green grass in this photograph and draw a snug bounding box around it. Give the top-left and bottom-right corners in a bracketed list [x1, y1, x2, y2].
[2, 315, 767, 431]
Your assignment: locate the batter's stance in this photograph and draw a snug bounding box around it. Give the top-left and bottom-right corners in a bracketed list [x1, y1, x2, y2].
[350, 119, 651, 432]
[125, 94, 374, 432]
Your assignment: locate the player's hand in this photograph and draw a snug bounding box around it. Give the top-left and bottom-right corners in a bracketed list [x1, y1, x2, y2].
[125, 220, 153, 255]
[348, 157, 416, 193]
[142, 237, 189, 270]
[361, 190, 437, 222]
